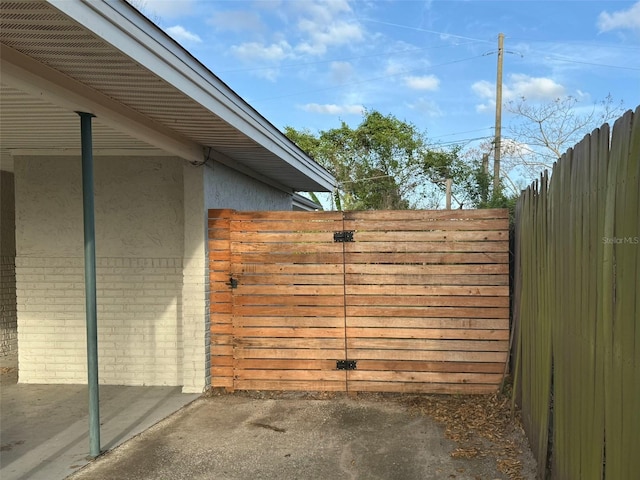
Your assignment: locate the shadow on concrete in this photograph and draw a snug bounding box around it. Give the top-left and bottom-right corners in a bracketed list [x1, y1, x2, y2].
[0, 360, 199, 480]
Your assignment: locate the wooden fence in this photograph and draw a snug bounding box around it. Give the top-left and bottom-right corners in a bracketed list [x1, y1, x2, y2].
[513, 106, 639, 479]
[209, 208, 510, 394]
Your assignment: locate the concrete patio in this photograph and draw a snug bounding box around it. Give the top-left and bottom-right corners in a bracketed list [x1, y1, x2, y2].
[0, 353, 199, 480]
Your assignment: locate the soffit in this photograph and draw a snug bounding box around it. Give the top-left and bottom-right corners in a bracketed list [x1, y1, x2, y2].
[0, 0, 333, 192]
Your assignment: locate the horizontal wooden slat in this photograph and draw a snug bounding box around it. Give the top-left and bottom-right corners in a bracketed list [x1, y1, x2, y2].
[229, 231, 337, 243]
[231, 253, 343, 264]
[346, 273, 508, 286]
[346, 295, 509, 307]
[233, 305, 345, 316]
[347, 338, 509, 351]
[343, 218, 508, 231]
[346, 327, 509, 340]
[345, 252, 508, 264]
[354, 360, 504, 373]
[346, 306, 509, 318]
[211, 376, 233, 388]
[347, 349, 507, 362]
[345, 258, 509, 275]
[233, 295, 344, 306]
[231, 220, 343, 232]
[235, 338, 346, 349]
[236, 359, 338, 370]
[212, 366, 233, 378]
[348, 370, 502, 384]
[234, 317, 345, 328]
[234, 369, 346, 381]
[346, 285, 508, 296]
[232, 242, 344, 254]
[347, 263, 508, 275]
[351, 230, 507, 242]
[234, 380, 346, 391]
[233, 275, 344, 286]
[233, 327, 345, 338]
[346, 317, 508, 329]
[348, 381, 498, 394]
[235, 285, 344, 295]
[344, 240, 509, 253]
[233, 264, 344, 275]
[233, 348, 346, 360]
[344, 209, 508, 221]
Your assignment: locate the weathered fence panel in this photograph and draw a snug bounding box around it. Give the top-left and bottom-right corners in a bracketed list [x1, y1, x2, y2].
[343, 209, 509, 394]
[513, 106, 639, 479]
[210, 208, 510, 394]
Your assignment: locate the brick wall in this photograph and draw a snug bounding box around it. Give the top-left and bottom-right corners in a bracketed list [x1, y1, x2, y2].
[1, 256, 17, 356]
[14, 155, 185, 386]
[1, 170, 17, 356]
[16, 257, 182, 384]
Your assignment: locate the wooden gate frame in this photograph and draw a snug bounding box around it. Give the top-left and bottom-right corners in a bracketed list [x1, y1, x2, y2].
[209, 209, 510, 394]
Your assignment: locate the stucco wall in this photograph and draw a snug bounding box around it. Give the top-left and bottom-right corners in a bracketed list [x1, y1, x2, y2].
[203, 161, 292, 211]
[1, 170, 17, 356]
[14, 156, 185, 385]
[180, 161, 293, 393]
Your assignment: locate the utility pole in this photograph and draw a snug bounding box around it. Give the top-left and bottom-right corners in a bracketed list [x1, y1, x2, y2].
[493, 32, 504, 194]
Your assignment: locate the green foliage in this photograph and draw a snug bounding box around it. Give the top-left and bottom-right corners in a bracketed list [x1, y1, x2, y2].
[285, 110, 460, 210]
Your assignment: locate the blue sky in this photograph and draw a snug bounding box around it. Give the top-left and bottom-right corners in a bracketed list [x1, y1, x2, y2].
[136, 0, 639, 185]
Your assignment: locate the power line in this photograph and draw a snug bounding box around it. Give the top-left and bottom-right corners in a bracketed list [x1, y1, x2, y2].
[253, 54, 485, 103]
[430, 127, 493, 139]
[361, 18, 494, 45]
[218, 41, 479, 74]
[535, 54, 640, 71]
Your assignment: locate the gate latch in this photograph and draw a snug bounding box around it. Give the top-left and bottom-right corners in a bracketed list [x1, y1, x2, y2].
[334, 230, 354, 242]
[336, 360, 357, 370]
[226, 276, 238, 289]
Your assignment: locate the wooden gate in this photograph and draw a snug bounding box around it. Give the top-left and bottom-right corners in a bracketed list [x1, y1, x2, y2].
[209, 209, 509, 394]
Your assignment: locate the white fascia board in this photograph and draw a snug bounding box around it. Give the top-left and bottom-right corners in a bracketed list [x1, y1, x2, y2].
[47, 0, 336, 192]
[0, 44, 204, 164]
[292, 194, 322, 211]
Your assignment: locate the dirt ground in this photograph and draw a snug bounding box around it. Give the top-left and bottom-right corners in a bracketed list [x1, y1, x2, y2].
[67, 385, 536, 480]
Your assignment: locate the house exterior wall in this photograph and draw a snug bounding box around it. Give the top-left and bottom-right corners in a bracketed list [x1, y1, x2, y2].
[14, 155, 184, 385]
[14, 154, 294, 390]
[1, 170, 17, 356]
[181, 161, 292, 393]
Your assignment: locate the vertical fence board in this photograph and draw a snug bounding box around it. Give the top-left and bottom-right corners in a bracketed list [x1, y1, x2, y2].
[628, 106, 640, 480]
[514, 107, 639, 479]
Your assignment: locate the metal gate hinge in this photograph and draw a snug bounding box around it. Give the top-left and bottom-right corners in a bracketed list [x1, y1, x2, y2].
[226, 276, 238, 289]
[334, 230, 354, 242]
[336, 360, 357, 370]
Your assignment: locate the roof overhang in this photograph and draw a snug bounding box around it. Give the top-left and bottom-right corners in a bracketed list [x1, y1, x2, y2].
[0, 0, 335, 193]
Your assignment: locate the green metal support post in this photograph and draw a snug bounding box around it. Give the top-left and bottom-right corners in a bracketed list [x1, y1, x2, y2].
[78, 111, 101, 457]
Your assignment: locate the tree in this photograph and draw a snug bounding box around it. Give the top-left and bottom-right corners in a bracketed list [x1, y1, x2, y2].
[504, 94, 625, 179]
[285, 110, 463, 210]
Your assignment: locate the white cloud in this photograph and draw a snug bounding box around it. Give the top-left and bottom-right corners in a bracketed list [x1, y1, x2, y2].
[230, 41, 293, 62]
[300, 103, 364, 115]
[507, 74, 566, 100]
[296, 20, 364, 56]
[165, 25, 202, 43]
[329, 61, 355, 83]
[472, 74, 566, 112]
[404, 75, 440, 91]
[597, 1, 640, 32]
